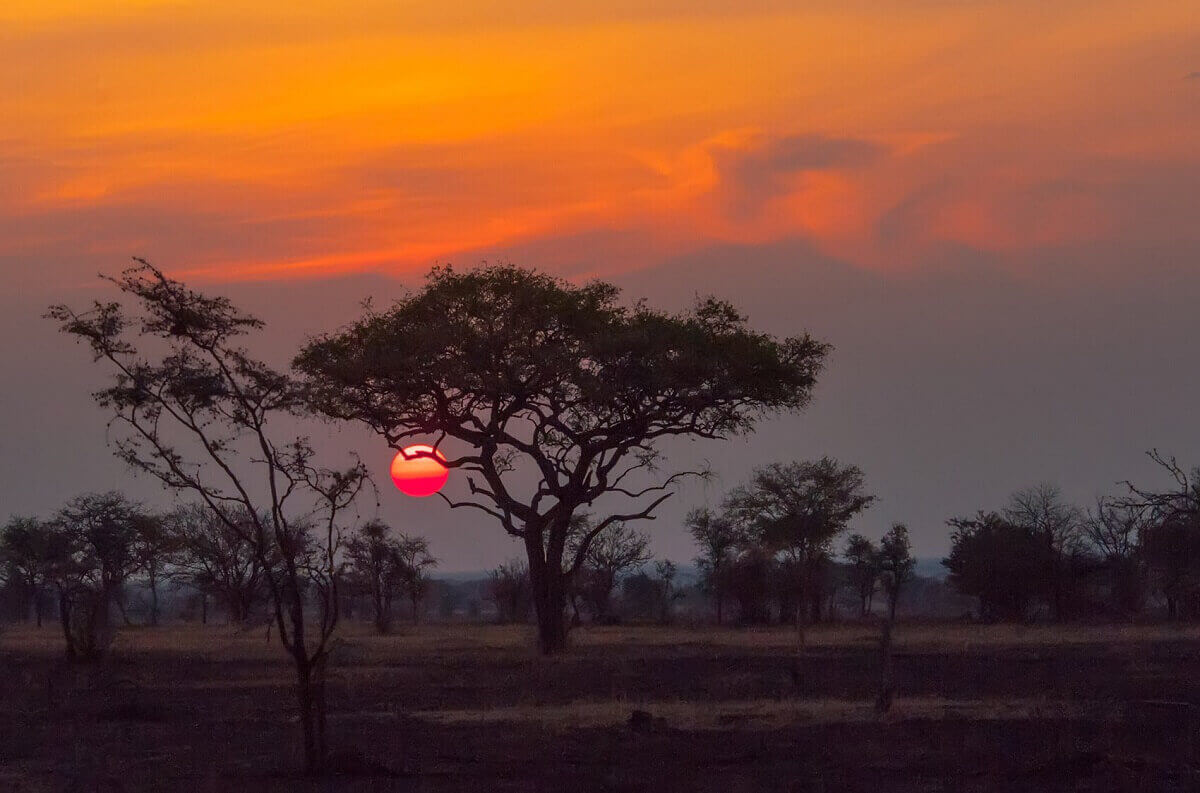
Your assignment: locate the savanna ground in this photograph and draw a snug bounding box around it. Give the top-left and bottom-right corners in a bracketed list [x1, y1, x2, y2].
[2, 621, 1200, 792]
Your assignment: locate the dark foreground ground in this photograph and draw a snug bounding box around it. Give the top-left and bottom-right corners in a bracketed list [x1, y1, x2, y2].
[2, 622, 1200, 792]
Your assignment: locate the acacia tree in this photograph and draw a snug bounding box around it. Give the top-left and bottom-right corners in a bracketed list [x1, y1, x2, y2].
[49, 262, 369, 775]
[687, 507, 742, 624]
[131, 512, 176, 626]
[54, 492, 146, 658]
[296, 264, 828, 654]
[723, 458, 874, 648]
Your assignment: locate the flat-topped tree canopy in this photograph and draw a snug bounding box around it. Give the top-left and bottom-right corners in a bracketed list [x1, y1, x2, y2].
[296, 263, 830, 652]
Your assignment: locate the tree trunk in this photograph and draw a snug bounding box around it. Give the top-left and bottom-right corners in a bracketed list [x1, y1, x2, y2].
[57, 589, 76, 661]
[34, 589, 43, 628]
[875, 616, 895, 713]
[149, 574, 160, 627]
[201, 593, 208, 625]
[526, 529, 568, 655]
[294, 658, 319, 775]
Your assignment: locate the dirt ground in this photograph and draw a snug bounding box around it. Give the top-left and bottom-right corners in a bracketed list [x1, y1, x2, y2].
[2, 621, 1199, 791]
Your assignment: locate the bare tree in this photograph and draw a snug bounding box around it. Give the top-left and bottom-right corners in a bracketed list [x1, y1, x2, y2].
[49, 262, 369, 774]
[686, 507, 741, 624]
[569, 520, 651, 624]
[167, 504, 267, 624]
[488, 559, 532, 624]
[296, 264, 829, 653]
[1085, 496, 1150, 617]
[395, 534, 437, 624]
[1004, 483, 1083, 620]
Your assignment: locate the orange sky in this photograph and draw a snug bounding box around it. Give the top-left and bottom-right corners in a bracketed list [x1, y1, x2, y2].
[2, 0, 1198, 286]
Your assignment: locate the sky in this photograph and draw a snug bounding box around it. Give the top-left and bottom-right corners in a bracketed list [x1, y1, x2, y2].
[2, 1, 1199, 570]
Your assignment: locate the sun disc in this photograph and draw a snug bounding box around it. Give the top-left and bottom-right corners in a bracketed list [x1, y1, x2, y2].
[390, 444, 449, 497]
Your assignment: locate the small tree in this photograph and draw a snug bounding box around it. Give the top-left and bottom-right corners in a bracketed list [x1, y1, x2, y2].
[52, 492, 146, 660]
[570, 521, 651, 624]
[344, 520, 405, 633]
[0, 516, 58, 627]
[1084, 497, 1149, 617]
[296, 264, 829, 654]
[131, 512, 177, 626]
[50, 262, 369, 774]
[395, 534, 437, 624]
[943, 512, 1047, 621]
[724, 458, 874, 647]
[843, 533, 880, 618]
[1003, 483, 1083, 620]
[489, 559, 532, 624]
[687, 507, 742, 624]
[167, 504, 267, 624]
[874, 522, 915, 713]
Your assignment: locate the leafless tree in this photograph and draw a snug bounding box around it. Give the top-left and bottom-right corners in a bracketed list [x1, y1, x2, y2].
[489, 559, 532, 624]
[1004, 483, 1084, 620]
[569, 519, 651, 624]
[49, 261, 370, 774]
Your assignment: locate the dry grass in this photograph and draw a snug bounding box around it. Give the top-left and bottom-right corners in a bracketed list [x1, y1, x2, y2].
[5, 620, 1199, 664]
[409, 696, 1097, 731]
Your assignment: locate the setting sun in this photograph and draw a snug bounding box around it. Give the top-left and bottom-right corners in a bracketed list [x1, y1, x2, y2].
[389, 444, 449, 497]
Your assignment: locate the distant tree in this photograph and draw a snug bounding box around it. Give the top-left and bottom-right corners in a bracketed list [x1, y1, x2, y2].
[619, 560, 682, 623]
[0, 516, 58, 626]
[343, 520, 405, 633]
[395, 534, 437, 624]
[878, 523, 916, 622]
[724, 458, 874, 647]
[51, 492, 147, 660]
[570, 521, 651, 624]
[1084, 497, 1150, 617]
[725, 545, 775, 625]
[296, 264, 830, 654]
[1003, 483, 1083, 620]
[50, 262, 369, 774]
[131, 512, 177, 626]
[1121, 451, 1200, 620]
[489, 560, 532, 624]
[843, 533, 880, 617]
[652, 560, 684, 624]
[687, 507, 742, 624]
[874, 522, 915, 713]
[943, 512, 1048, 621]
[167, 504, 267, 624]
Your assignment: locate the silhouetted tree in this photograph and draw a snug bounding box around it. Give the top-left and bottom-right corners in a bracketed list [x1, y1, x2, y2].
[943, 512, 1048, 621]
[131, 512, 176, 626]
[687, 507, 741, 624]
[1084, 497, 1149, 618]
[874, 522, 914, 713]
[0, 516, 58, 626]
[51, 492, 147, 660]
[843, 533, 880, 617]
[724, 458, 874, 647]
[570, 521, 651, 623]
[725, 545, 775, 624]
[343, 520, 405, 633]
[1003, 483, 1083, 620]
[50, 262, 369, 774]
[167, 504, 266, 624]
[489, 559, 532, 623]
[296, 264, 829, 654]
[1122, 451, 1200, 620]
[395, 534, 437, 624]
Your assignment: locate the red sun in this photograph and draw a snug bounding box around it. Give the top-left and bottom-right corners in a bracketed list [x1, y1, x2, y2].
[390, 445, 449, 497]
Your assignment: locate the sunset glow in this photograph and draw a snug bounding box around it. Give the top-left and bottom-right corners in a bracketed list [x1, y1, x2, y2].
[2, 1, 1197, 289]
[390, 445, 449, 498]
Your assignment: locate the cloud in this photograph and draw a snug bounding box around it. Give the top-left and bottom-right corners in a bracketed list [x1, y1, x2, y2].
[711, 133, 886, 218]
